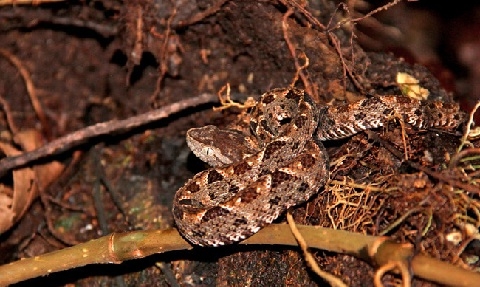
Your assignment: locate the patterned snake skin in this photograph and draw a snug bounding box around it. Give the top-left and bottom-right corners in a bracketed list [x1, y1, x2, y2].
[173, 88, 465, 246]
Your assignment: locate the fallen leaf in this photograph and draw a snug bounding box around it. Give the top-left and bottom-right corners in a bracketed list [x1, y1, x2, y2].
[0, 130, 65, 235]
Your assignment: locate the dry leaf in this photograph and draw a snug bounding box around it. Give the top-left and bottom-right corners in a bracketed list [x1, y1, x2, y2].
[396, 72, 430, 100]
[0, 130, 65, 235]
[0, 141, 37, 234]
[14, 130, 65, 191]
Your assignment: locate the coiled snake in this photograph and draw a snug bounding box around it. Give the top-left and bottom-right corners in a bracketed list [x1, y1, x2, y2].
[173, 88, 465, 246]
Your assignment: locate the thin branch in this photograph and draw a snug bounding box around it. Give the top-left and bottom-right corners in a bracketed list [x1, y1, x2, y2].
[0, 0, 63, 5]
[0, 93, 218, 177]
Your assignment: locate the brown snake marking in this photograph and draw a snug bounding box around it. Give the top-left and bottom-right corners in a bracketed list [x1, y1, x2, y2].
[173, 88, 465, 246]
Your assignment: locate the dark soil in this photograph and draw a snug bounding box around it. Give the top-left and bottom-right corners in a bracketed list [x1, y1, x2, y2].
[0, 1, 479, 286]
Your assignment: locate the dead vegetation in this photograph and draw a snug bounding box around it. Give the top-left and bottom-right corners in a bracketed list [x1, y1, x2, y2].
[0, 0, 479, 286]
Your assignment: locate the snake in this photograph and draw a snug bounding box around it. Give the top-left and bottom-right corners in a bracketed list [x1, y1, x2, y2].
[172, 88, 465, 246]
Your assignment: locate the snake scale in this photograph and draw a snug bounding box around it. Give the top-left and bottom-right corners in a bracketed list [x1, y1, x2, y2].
[172, 88, 465, 246]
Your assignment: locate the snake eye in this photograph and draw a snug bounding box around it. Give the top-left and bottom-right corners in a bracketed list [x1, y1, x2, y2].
[278, 117, 292, 126]
[179, 198, 204, 208]
[273, 109, 293, 125]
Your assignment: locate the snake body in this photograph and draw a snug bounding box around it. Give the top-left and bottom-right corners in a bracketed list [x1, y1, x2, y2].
[173, 88, 464, 246]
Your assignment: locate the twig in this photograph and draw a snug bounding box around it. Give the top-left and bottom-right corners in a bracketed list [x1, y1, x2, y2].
[283, 0, 368, 95]
[457, 101, 480, 152]
[329, 33, 366, 94]
[328, 179, 395, 192]
[155, 262, 181, 287]
[449, 148, 480, 169]
[0, 0, 63, 5]
[91, 147, 127, 285]
[278, 0, 326, 31]
[282, 9, 315, 96]
[374, 260, 411, 287]
[212, 83, 255, 111]
[175, 0, 229, 27]
[286, 210, 347, 287]
[35, 16, 118, 37]
[0, 93, 218, 178]
[0, 94, 19, 134]
[0, 48, 49, 138]
[92, 148, 109, 236]
[330, 0, 403, 31]
[151, 5, 177, 101]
